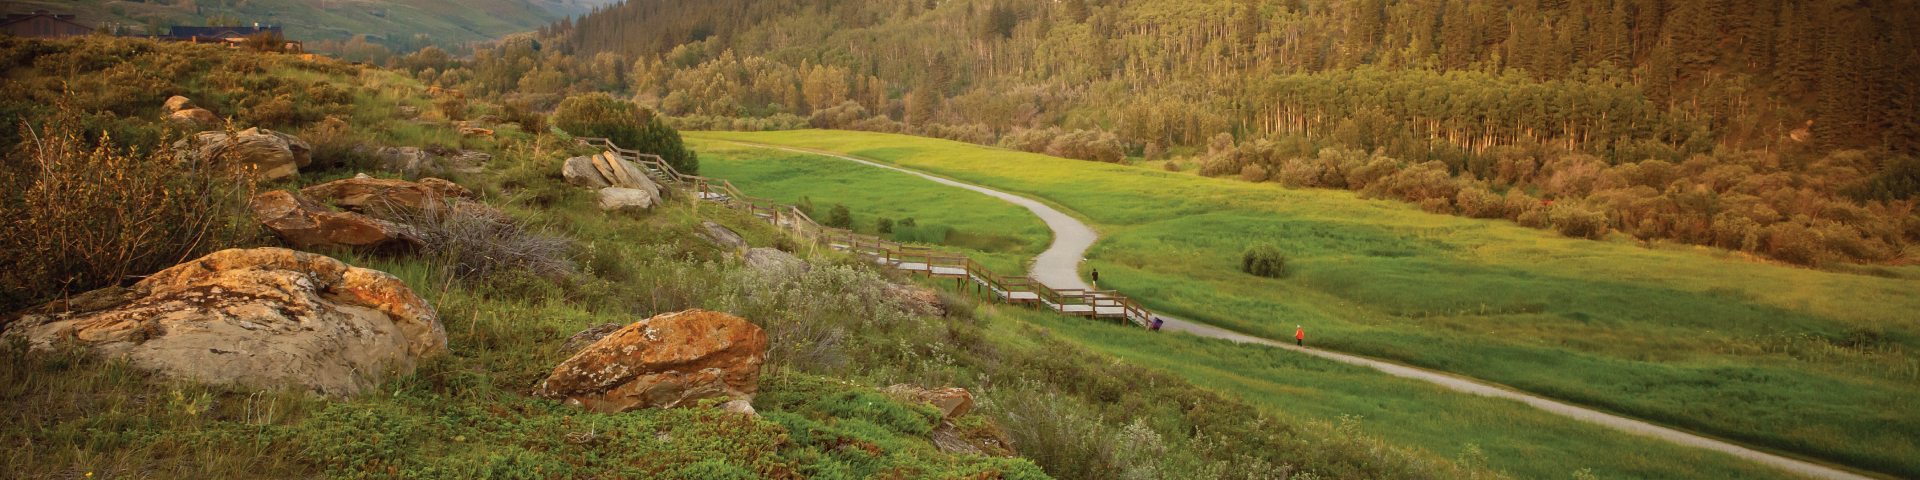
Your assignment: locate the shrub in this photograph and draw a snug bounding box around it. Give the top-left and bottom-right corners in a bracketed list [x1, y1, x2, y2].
[1241, 242, 1290, 278]
[1241, 164, 1270, 183]
[552, 93, 698, 174]
[433, 95, 468, 121]
[795, 195, 815, 218]
[876, 216, 894, 233]
[388, 200, 574, 281]
[1550, 204, 1610, 240]
[0, 106, 257, 311]
[826, 203, 853, 229]
[1161, 159, 1181, 172]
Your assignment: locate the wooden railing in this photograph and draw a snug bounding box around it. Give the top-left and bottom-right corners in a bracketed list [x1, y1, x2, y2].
[579, 137, 1155, 327]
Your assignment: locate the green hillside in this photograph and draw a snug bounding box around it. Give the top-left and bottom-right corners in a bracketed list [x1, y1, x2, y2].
[3, 0, 588, 49]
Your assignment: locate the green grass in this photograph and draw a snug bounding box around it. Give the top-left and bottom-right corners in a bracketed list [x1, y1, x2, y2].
[687, 129, 1920, 478]
[694, 140, 1052, 275]
[1009, 307, 1792, 480]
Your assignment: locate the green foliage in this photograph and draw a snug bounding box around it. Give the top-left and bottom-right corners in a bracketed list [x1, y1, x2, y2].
[826, 203, 853, 229]
[1240, 242, 1289, 278]
[0, 98, 261, 311]
[552, 93, 698, 174]
[876, 216, 894, 233]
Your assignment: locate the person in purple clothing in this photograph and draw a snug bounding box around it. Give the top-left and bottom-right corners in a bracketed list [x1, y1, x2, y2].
[1149, 317, 1164, 332]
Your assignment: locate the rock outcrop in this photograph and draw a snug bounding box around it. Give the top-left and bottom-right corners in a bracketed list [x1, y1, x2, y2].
[165, 108, 223, 129]
[563, 153, 665, 197]
[163, 95, 198, 113]
[173, 128, 313, 181]
[562, 156, 613, 188]
[745, 248, 808, 275]
[597, 187, 656, 211]
[699, 221, 748, 250]
[886, 284, 947, 317]
[534, 309, 768, 414]
[372, 146, 432, 177]
[2, 248, 448, 397]
[250, 190, 423, 250]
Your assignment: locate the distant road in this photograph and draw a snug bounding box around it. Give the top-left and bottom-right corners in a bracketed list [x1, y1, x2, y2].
[723, 140, 1875, 480]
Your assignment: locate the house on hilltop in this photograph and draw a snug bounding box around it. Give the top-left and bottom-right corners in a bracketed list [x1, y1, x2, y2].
[159, 25, 303, 52]
[1, 11, 93, 39]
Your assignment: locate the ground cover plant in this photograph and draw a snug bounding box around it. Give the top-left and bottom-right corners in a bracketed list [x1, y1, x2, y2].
[689, 129, 1920, 478]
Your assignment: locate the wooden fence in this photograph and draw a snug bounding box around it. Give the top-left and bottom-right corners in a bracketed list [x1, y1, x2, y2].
[580, 137, 1154, 327]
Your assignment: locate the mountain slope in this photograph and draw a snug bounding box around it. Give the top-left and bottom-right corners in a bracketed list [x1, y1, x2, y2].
[2, 0, 597, 47]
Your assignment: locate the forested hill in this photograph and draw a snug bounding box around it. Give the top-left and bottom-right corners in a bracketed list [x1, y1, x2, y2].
[410, 0, 1920, 267]
[543, 0, 1917, 159]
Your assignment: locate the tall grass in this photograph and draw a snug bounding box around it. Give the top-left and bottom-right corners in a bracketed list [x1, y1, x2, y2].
[689, 129, 1920, 477]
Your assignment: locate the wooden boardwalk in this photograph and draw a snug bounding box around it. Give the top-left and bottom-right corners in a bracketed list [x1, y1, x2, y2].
[582, 137, 1155, 327]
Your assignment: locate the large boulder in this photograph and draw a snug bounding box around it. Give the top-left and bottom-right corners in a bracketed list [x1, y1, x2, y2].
[533, 309, 768, 414]
[596, 187, 656, 211]
[173, 128, 313, 181]
[1, 248, 448, 397]
[562, 156, 613, 188]
[699, 221, 748, 250]
[372, 146, 433, 177]
[250, 190, 423, 250]
[565, 153, 664, 198]
[163, 95, 198, 113]
[886, 284, 947, 317]
[165, 108, 223, 129]
[744, 247, 808, 275]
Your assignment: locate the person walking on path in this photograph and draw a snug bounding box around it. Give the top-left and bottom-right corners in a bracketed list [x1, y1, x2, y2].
[1295, 325, 1305, 346]
[1090, 268, 1099, 290]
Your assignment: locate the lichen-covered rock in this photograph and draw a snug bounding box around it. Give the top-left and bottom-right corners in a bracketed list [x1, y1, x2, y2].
[886, 284, 947, 317]
[372, 146, 432, 177]
[165, 108, 223, 129]
[597, 187, 657, 211]
[1, 248, 447, 397]
[250, 190, 423, 250]
[163, 95, 198, 113]
[533, 309, 768, 413]
[562, 156, 613, 188]
[700, 221, 748, 250]
[172, 127, 312, 181]
[745, 247, 808, 275]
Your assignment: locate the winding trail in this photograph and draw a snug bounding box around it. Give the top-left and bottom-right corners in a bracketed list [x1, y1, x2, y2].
[730, 142, 1873, 480]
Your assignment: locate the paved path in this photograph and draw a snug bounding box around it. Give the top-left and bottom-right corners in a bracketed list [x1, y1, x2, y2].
[730, 141, 1873, 480]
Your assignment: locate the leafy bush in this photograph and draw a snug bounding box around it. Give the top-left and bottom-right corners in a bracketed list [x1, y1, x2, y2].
[1241, 242, 1290, 278]
[0, 106, 258, 311]
[826, 203, 853, 229]
[876, 216, 895, 233]
[552, 93, 698, 174]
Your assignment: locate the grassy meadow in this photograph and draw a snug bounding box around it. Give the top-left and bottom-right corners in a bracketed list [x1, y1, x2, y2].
[695, 140, 1052, 274]
[687, 130, 1920, 478]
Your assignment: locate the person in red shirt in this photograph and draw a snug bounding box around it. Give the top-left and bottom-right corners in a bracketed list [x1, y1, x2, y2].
[1295, 325, 1304, 346]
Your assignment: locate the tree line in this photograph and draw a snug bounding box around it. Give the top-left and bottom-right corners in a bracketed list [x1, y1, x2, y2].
[390, 0, 1918, 265]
